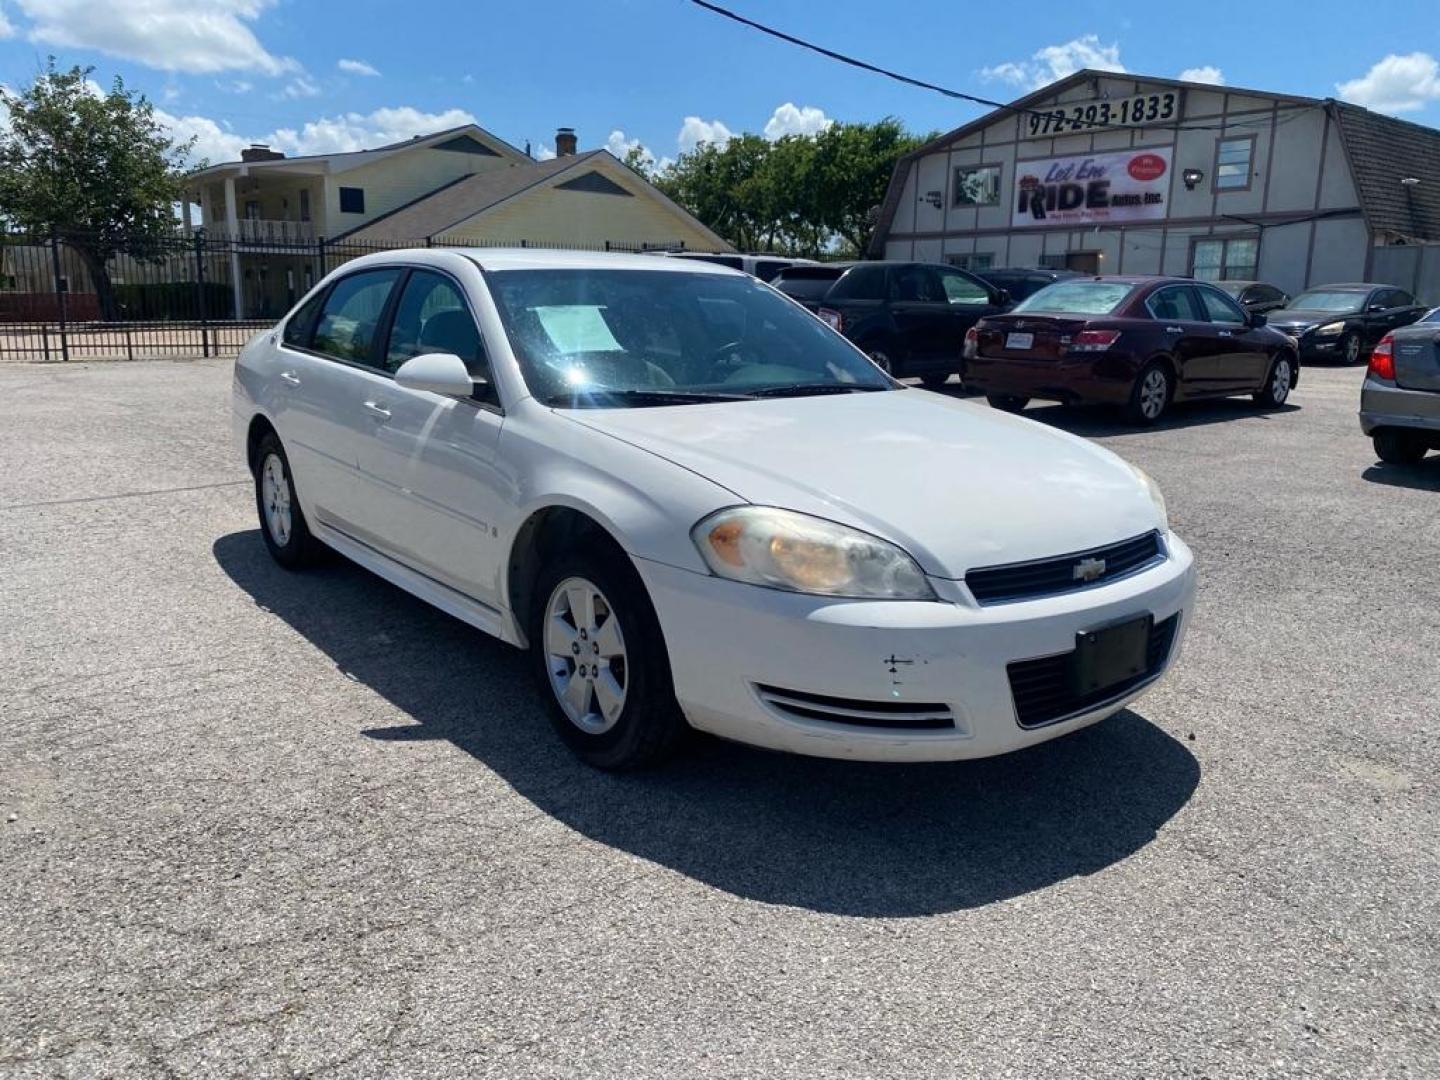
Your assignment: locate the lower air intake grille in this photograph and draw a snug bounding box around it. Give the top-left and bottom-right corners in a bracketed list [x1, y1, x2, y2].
[1006, 613, 1180, 729]
[966, 531, 1165, 604]
[755, 685, 955, 730]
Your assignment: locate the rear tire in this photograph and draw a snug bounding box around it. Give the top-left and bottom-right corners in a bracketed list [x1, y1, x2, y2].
[1126, 361, 1173, 425]
[530, 548, 687, 770]
[1253, 353, 1295, 408]
[920, 373, 951, 390]
[985, 394, 1029, 413]
[1373, 429, 1429, 465]
[253, 432, 325, 570]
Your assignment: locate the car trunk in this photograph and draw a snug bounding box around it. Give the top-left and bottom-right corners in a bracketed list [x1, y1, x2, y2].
[976, 315, 1090, 360]
[1392, 325, 1440, 392]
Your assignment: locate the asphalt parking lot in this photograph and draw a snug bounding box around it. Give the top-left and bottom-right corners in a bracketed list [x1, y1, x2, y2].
[2, 358, 1437, 1078]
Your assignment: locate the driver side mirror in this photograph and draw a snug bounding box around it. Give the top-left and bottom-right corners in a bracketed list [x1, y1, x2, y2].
[394, 352, 479, 397]
[1368, 303, 1387, 313]
[1248, 311, 1267, 328]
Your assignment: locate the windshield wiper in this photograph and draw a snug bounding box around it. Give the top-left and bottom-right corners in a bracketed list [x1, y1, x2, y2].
[543, 387, 755, 407]
[745, 383, 890, 398]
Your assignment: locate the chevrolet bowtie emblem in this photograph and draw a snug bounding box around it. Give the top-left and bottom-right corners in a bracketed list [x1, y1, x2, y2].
[1073, 557, 1107, 583]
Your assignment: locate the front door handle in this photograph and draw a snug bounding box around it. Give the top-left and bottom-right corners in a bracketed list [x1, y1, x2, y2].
[1165, 326, 1183, 334]
[1218, 330, 1232, 338]
[279, 371, 301, 387]
[362, 400, 391, 421]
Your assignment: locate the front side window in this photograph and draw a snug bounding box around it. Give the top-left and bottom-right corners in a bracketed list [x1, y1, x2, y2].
[385, 271, 488, 381]
[890, 266, 943, 302]
[311, 269, 400, 364]
[1198, 286, 1247, 324]
[486, 268, 893, 406]
[953, 165, 1001, 207]
[1215, 137, 1255, 191]
[1015, 281, 1134, 315]
[938, 269, 991, 305]
[1147, 286, 1205, 322]
[829, 265, 887, 301]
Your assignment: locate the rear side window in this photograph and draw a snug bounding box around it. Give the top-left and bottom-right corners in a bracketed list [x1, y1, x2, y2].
[752, 260, 789, 282]
[1147, 286, 1205, 322]
[1198, 287, 1247, 324]
[829, 265, 887, 301]
[773, 269, 844, 301]
[312, 269, 401, 365]
[282, 289, 327, 348]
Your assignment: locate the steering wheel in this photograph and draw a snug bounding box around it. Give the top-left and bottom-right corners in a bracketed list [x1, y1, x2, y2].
[703, 339, 747, 378]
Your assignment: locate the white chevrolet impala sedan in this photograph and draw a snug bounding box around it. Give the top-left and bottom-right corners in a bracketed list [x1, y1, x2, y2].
[233, 249, 1195, 769]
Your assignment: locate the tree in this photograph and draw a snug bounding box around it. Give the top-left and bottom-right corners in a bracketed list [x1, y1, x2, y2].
[0, 59, 196, 320]
[808, 119, 928, 255]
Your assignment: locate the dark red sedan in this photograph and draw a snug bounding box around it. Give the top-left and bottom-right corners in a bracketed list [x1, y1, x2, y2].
[962, 276, 1300, 424]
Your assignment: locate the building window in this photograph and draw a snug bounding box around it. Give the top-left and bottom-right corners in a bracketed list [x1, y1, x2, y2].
[1214, 137, 1255, 191]
[947, 253, 995, 271]
[338, 187, 365, 214]
[1192, 236, 1259, 281]
[953, 165, 1001, 207]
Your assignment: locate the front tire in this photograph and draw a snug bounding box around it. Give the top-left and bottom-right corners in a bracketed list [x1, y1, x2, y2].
[1254, 353, 1295, 408]
[530, 550, 686, 770]
[1373, 429, 1429, 465]
[1340, 333, 1361, 366]
[253, 432, 324, 569]
[1126, 361, 1173, 425]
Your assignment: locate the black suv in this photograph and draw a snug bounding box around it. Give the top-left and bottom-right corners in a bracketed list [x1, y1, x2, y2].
[771, 261, 1011, 387]
[973, 267, 1083, 304]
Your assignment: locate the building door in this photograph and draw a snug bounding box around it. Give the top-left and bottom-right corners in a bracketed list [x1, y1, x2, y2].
[1065, 251, 1102, 274]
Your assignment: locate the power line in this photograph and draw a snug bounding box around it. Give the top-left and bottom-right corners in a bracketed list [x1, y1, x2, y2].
[687, 0, 1321, 135]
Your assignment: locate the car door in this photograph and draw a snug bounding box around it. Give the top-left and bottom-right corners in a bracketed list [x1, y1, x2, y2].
[936, 267, 1007, 355]
[1146, 285, 1224, 393]
[270, 267, 403, 534]
[1197, 284, 1269, 389]
[1374, 289, 1423, 338]
[888, 265, 949, 360]
[348, 268, 510, 609]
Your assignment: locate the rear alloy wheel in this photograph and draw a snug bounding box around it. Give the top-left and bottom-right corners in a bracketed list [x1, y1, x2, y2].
[1127, 362, 1173, 425]
[1372, 429, 1429, 465]
[867, 350, 894, 375]
[1254, 354, 1295, 408]
[1340, 333, 1361, 366]
[985, 394, 1029, 414]
[531, 552, 686, 770]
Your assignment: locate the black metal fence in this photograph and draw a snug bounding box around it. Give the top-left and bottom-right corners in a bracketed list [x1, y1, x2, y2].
[0, 229, 689, 362]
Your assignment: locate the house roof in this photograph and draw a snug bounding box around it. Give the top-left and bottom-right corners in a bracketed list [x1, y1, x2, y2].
[187, 123, 529, 180]
[1333, 104, 1440, 241]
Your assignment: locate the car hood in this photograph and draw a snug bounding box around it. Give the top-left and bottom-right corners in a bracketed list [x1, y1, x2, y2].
[562, 390, 1162, 579]
[1267, 307, 1356, 329]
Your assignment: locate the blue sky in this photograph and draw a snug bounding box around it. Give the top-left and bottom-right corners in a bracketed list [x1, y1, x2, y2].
[1, 0, 1438, 166]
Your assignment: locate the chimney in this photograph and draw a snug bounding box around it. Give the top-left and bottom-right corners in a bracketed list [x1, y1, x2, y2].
[241, 144, 285, 163]
[555, 127, 577, 158]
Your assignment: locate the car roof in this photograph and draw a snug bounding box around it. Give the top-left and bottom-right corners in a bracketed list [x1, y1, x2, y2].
[1302, 282, 1383, 291]
[456, 247, 746, 275]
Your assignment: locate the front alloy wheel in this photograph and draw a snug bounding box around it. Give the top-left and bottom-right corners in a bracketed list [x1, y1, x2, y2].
[1255, 354, 1294, 408]
[1341, 333, 1361, 366]
[544, 577, 628, 735]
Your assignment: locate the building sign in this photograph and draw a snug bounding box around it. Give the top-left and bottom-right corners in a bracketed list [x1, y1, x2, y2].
[1024, 90, 1181, 137]
[1012, 148, 1172, 228]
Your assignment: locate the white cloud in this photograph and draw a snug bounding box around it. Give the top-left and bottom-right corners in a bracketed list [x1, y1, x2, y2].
[763, 102, 832, 139]
[677, 115, 732, 153]
[606, 128, 649, 161]
[534, 142, 555, 161]
[338, 58, 380, 77]
[1337, 52, 1440, 114]
[158, 104, 479, 165]
[980, 34, 1125, 91]
[16, 0, 298, 76]
[1179, 66, 1225, 86]
[0, 5, 14, 39]
[280, 75, 320, 99]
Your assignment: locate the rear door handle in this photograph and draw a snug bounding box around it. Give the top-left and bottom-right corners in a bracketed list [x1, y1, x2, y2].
[278, 371, 301, 387]
[363, 400, 391, 420]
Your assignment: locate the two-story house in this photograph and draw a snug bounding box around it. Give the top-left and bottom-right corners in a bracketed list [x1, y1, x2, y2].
[184, 124, 731, 317]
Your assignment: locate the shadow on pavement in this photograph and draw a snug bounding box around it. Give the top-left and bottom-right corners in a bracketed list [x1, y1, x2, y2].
[214, 530, 1200, 917]
[1362, 457, 1440, 491]
[1019, 398, 1300, 437]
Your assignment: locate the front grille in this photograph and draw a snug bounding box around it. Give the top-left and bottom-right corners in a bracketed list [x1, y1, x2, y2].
[755, 685, 955, 730]
[966, 531, 1165, 605]
[1006, 613, 1180, 729]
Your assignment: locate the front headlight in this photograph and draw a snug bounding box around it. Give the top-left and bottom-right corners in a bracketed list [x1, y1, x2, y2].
[1315, 321, 1345, 336]
[692, 507, 936, 600]
[1129, 465, 1169, 531]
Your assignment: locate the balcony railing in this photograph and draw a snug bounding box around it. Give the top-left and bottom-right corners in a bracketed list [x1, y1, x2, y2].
[212, 219, 318, 245]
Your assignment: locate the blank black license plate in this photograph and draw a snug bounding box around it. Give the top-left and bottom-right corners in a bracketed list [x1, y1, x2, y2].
[1070, 615, 1152, 695]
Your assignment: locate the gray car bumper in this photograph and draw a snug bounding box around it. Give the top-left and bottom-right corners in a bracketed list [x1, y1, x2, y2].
[1359, 376, 1440, 435]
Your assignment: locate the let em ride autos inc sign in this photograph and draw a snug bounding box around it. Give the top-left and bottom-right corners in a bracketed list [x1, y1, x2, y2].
[1013, 148, 1172, 228]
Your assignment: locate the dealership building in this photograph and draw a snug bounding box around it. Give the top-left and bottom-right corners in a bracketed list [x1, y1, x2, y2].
[870, 70, 1440, 301]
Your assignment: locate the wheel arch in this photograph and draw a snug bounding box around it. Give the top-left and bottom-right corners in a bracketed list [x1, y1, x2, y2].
[245, 413, 279, 474]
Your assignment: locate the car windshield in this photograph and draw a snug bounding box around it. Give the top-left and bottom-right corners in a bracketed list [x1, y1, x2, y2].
[486, 268, 894, 407]
[1013, 281, 1134, 315]
[1288, 290, 1365, 313]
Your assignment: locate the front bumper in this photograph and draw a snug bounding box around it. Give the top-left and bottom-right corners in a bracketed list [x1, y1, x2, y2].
[1359, 375, 1440, 435]
[637, 534, 1196, 762]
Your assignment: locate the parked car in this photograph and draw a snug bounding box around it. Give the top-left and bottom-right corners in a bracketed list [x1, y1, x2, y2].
[974, 267, 1084, 303]
[1359, 307, 1440, 463]
[649, 251, 818, 283]
[771, 261, 1012, 388]
[963, 276, 1299, 425]
[1265, 283, 1425, 365]
[236, 249, 1194, 769]
[1215, 280, 1290, 315]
